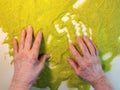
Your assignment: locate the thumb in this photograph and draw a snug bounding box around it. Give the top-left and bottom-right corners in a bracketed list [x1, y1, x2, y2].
[38, 54, 50, 67]
[67, 58, 78, 74]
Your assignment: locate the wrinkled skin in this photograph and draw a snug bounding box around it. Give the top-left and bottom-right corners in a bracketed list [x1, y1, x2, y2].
[68, 36, 114, 90]
[9, 26, 50, 90]
[9, 25, 114, 90]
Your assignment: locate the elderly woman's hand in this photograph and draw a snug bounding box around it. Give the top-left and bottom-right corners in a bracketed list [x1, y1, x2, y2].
[9, 26, 50, 90]
[68, 36, 114, 90]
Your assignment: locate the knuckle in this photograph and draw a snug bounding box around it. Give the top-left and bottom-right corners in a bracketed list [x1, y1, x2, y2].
[33, 45, 37, 49]
[74, 53, 79, 57]
[35, 41, 40, 46]
[81, 63, 87, 70]
[85, 57, 97, 66]
[96, 60, 100, 65]
[14, 56, 17, 60]
[31, 53, 37, 60]
[84, 47, 89, 52]
[83, 48, 87, 52]
[87, 60, 93, 65]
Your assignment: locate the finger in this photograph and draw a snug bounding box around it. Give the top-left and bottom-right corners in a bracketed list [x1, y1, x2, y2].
[69, 43, 83, 65]
[24, 25, 33, 50]
[38, 54, 50, 68]
[19, 29, 26, 50]
[76, 36, 90, 56]
[82, 36, 96, 56]
[89, 39, 99, 56]
[67, 58, 79, 75]
[32, 31, 42, 56]
[13, 38, 19, 55]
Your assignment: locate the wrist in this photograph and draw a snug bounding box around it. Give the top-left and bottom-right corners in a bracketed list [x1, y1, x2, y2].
[9, 74, 33, 90]
[90, 74, 114, 90]
[91, 74, 107, 87]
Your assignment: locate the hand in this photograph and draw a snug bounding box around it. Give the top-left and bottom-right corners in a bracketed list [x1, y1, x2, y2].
[9, 26, 50, 90]
[68, 36, 114, 90]
[68, 36, 104, 83]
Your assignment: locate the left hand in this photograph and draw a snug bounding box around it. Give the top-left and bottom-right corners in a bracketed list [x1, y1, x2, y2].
[9, 25, 50, 90]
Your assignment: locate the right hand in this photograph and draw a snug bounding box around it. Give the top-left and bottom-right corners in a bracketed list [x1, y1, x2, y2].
[67, 36, 105, 85]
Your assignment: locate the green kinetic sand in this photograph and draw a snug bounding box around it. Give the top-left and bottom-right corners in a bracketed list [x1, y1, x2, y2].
[0, 0, 120, 90]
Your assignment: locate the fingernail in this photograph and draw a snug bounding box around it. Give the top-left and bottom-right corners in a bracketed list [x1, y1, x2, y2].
[67, 60, 69, 63]
[47, 55, 51, 58]
[13, 38, 17, 43]
[45, 54, 51, 59]
[14, 36, 18, 39]
[28, 25, 31, 28]
[67, 59, 70, 62]
[12, 38, 15, 42]
[28, 25, 32, 30]
[68, 43, 73, 46]
[83, 35, 86, 38]
[39, 30, 42, 34]
[22, 29, 25, 33]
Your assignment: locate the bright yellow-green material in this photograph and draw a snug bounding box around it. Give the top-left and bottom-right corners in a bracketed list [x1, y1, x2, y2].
[0, 0, 120, 90]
